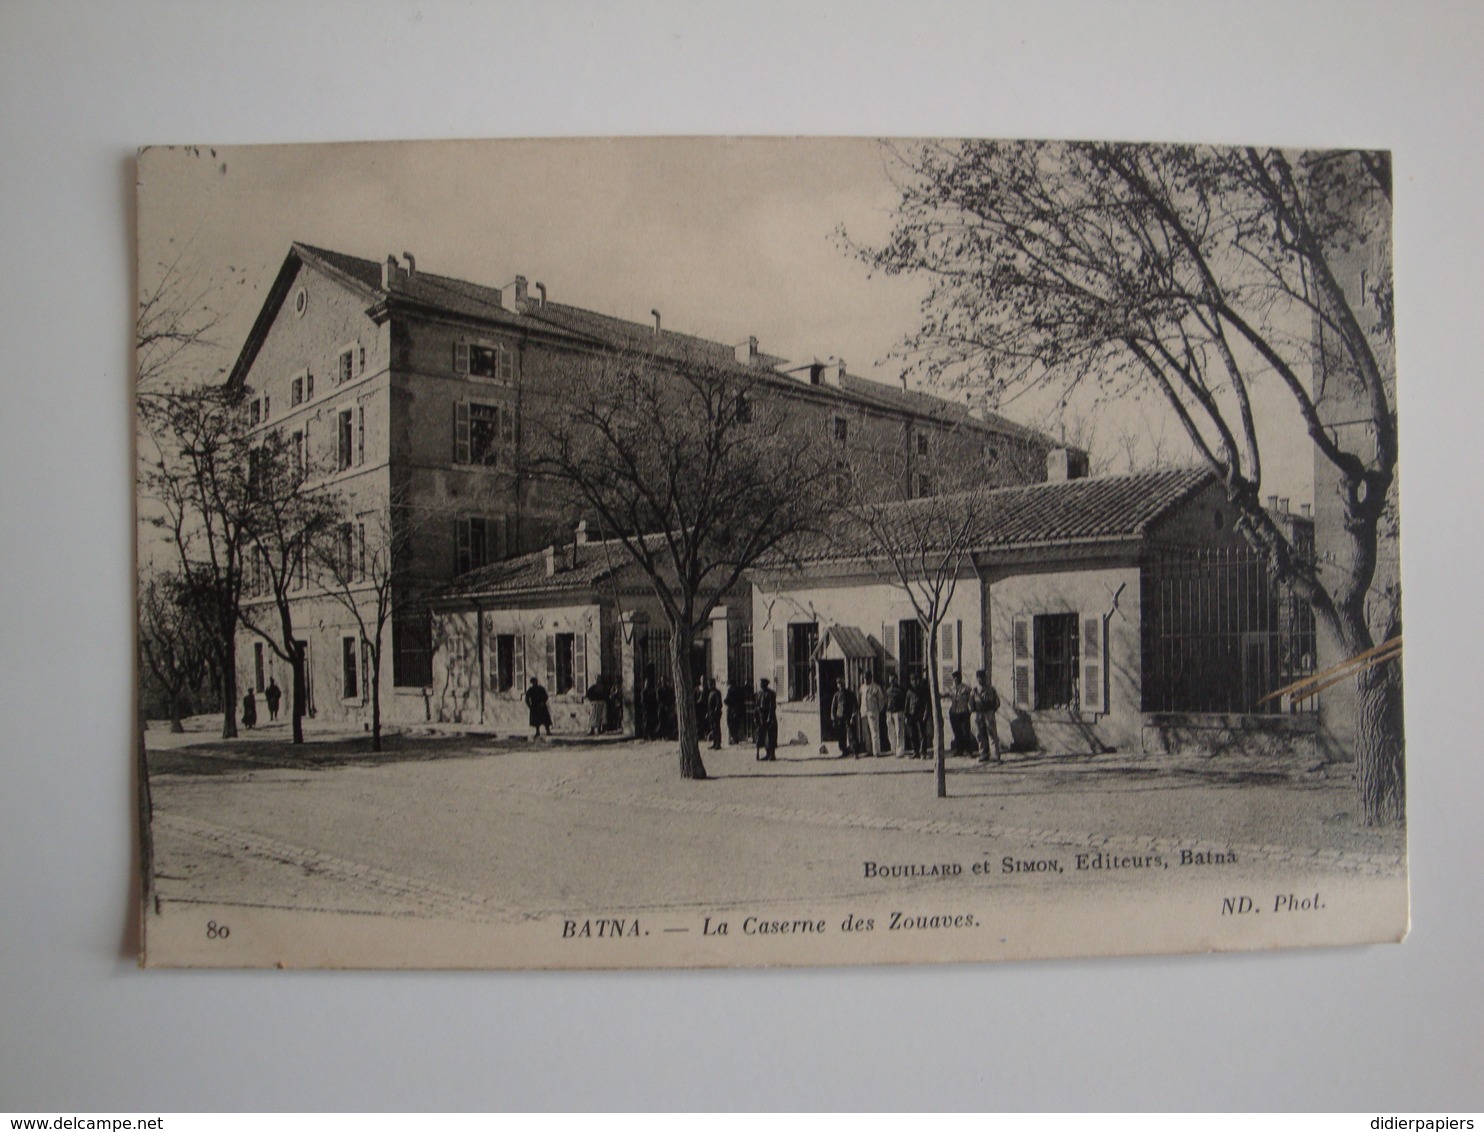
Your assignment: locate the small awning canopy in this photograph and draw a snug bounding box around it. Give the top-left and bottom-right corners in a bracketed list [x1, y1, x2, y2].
[814, 625, 877, 661]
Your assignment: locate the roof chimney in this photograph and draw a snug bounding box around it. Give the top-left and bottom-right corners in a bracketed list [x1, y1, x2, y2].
[1300, 503, 1312, 518]
[508, 276, 528, 309]
[381, 255, 401, 289]
[651, 309, 662, 335]
[824, 357, 845, 387]
[1279, 498, 1290, 514]
[401, 252, 416, 279]
[1267, 495, 1279, 511]
[543, 544, 556, 577]
[1045, 447, 1089, 482]
[735, 336, 758, 365]
[534, 282, 546, 307]
[574, 519, 588, 545]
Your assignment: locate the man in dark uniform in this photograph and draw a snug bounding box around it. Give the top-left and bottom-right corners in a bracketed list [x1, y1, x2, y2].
[755, 677, 778, 761]
[830, 678, 857, 758]
[724, 679, 748, 745]
[705, 677, 723, 750]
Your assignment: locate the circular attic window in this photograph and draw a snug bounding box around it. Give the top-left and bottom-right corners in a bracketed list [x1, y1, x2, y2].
[293, 286, 308, 317]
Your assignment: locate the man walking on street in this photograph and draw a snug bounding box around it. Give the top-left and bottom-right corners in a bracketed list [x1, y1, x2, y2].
[724, 678, 747, 745]
[755, 677, 778, 761]
[858, 670, 885, 757]
[705, 677, 723, 750]
[973, 669, 1003, 764]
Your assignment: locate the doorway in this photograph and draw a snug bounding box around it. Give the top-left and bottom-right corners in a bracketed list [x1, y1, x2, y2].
[818, 658, 846, 744]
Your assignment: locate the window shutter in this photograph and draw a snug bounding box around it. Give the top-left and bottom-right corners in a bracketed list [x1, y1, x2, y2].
[356, 406, 365, 466]
[1081, 615, 1104, 713]
[453, 402, 470, 464]
[455, 518, 470, 575]
[454, 340, 469, 374]
[513, 634, 526, 695]
[1012, 615, 1033, 711]
[883, 623, 896, 667]
[940, 622, 955, 661]
[574, 632, 587, 692]
[772, 627, 786, 699]
[545, 633, 556, 691]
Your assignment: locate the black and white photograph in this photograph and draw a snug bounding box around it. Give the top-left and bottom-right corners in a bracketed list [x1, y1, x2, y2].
[135, 136, 1407, 969]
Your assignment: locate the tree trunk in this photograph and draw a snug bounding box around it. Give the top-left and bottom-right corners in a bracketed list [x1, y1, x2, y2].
[1354, 650, 1405, 826]
[219, 634, 238, 740]
[291, 647, 306, 745]
[669, 628, 707, 780]
[370, 649, 382, 753]
[928, 622, 946, 799]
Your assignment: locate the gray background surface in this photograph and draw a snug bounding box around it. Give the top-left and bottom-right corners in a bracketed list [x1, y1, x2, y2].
[1, 0, 1480, 1111]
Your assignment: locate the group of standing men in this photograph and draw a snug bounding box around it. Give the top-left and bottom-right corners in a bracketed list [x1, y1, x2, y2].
[830, 669, 1002, 764]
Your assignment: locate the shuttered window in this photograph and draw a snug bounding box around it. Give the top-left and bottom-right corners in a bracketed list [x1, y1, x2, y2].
[1081, 615, 1104, 713]
[772, 627, 786, 697]
[573, 632, 587, 694]
[1012, 615, 1033, 710]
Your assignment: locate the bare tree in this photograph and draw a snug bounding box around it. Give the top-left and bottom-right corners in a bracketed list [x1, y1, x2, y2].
[140, 387, 255, 739]
[836, 444, 995, 797]
[310, 489, 423, 751]
[854, 140, 1402, 824]
[137, 569, 212, 733]
[533, 345, 831, 779]
[238, 431, 345, 745]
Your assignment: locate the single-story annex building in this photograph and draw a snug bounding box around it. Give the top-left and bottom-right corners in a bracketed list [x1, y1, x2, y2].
[428, 466, 1317, 759]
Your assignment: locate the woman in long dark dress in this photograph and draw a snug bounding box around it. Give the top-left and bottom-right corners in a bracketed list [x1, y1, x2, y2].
[524, 677, 552, 740]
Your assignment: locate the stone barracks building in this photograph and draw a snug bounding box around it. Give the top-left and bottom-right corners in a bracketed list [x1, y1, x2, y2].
[225, 242, 1058, 727]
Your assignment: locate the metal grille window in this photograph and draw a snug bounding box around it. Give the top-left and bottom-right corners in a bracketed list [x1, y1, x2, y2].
[1141, 548, 1317, 714]
[787, 622, 818, 702]
[1033, 613, 1079, 710]
[897, 619, 925, 685]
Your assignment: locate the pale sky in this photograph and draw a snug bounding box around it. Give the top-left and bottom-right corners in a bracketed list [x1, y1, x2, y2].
[137, 136, 1314, 504]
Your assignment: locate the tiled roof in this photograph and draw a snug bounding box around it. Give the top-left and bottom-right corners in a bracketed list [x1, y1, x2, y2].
[274, 243, 1060, 446]
[297, 243, 528, 329]
[832, 373, 1046, 443]
[436, 533, 670, 599]
[797, 467, 1216, 561]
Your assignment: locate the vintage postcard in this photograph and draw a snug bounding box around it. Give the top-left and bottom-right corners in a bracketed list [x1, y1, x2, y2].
[135, 137, 1406, 968]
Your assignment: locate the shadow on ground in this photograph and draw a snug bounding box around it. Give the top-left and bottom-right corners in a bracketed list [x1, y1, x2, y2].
[145, 731, 525, 776]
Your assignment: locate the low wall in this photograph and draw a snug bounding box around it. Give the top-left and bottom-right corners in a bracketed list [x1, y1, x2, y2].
[1140, 712, 1318, 760]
